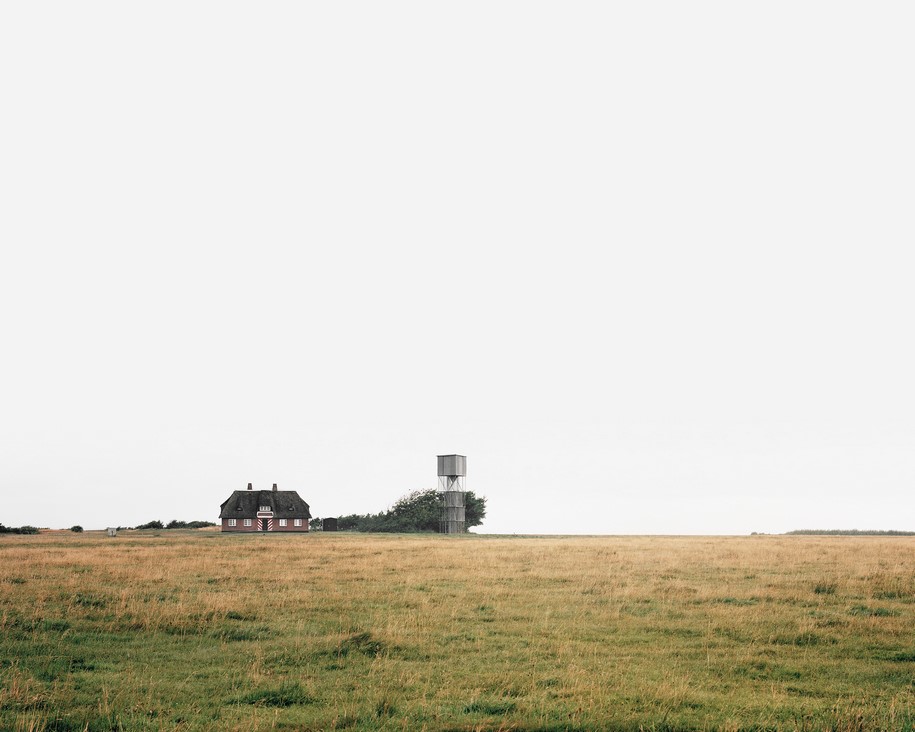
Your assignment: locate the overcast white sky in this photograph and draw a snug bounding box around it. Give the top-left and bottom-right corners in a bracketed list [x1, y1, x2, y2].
[2, 2, 913, 534]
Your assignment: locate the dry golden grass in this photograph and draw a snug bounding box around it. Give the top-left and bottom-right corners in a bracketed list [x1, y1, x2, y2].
[1, 531, 914, 731]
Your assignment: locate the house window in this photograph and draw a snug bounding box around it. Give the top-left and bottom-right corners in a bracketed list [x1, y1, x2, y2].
[279, 519, 287, 527]
[294, 519, 302, 527]
[259, 505, 271, 512]
[228, 519, 236, 527]
[244, 518, 252, 527]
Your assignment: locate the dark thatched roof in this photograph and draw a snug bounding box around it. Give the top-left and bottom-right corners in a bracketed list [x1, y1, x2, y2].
[219, 490, 311, 519]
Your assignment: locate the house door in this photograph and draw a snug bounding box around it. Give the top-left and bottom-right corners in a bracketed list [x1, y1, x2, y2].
[260, 518, 268, 532]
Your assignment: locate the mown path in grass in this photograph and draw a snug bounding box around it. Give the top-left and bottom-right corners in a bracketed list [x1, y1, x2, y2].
[1, 531, 914, 731]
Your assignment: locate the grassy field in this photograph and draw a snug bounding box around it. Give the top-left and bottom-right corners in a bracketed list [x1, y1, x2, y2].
[1, 531, 914, 731]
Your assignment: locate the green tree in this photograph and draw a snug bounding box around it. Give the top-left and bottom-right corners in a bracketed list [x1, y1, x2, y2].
[389, 489, 441, 531]
[463, 491, 486, 529]
[135, 520, 164, 530]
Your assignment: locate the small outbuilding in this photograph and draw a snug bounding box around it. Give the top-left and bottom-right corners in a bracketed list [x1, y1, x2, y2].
[219, 483, 311, 533]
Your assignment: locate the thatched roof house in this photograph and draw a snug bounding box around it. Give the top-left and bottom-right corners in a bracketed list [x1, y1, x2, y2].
[219, 483, 311, 532]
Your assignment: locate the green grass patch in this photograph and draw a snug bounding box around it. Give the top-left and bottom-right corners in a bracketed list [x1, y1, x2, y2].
[716, 596, 759, 606]
[210, 624, 272, 642]
[236, 682, 315, 707]
[74, 593, 107, 608]
[463, 699, 517, 715]
[337, 631, 387, 658]
[850, 605, 899, 617]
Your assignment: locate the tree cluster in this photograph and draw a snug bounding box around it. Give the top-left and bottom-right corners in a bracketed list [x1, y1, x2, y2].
[133, 520, 216, 530]
[330, 489, 486, 532]
[785, 529, 915, 536]
[0, 524, 39, 534]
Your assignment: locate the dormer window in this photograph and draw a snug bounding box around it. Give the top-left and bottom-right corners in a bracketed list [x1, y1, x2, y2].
[259, 505, 271, 512]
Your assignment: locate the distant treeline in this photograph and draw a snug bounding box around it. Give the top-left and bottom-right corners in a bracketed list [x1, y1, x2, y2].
[132, 520, 216, 530]
[327, 489, 486, 533]
[785, 529, 915, 536]
[0, 524, 39, 534]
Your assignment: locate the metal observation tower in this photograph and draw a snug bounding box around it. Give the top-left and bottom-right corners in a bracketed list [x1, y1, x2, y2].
[438, 454, 466, 534]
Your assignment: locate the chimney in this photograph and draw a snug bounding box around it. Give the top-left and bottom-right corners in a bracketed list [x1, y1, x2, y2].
[272, 483, 278, 492]
[247, 482, 253, 491]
